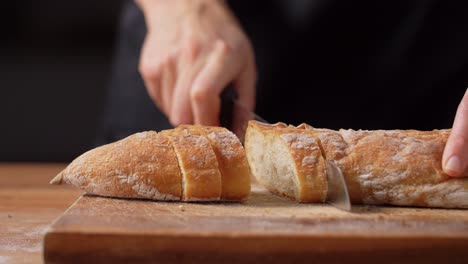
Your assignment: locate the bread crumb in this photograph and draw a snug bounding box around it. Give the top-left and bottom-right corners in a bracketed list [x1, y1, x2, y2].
[178, 205, 186, 211]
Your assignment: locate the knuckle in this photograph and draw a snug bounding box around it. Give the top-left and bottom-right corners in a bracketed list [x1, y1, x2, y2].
[183, 36, 200, 58]
[184, 34, 197, 46]
[190, 84, 211, 103]
[139, 62, 162, 80]
[167, 50, 177, 63]
[214, 39, 231, 56]
[160, 54, 173, 68]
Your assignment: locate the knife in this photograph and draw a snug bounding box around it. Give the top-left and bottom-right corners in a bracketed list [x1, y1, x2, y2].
[219, 87, 267, 143]
[220, 88, 352, 212]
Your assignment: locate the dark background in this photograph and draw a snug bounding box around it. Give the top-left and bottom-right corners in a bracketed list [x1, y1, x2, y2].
[2, 1, 467, 162]
[1, 1, 123, 161]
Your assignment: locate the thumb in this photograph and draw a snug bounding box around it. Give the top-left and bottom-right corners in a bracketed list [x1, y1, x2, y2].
[443, 88, 468, 177]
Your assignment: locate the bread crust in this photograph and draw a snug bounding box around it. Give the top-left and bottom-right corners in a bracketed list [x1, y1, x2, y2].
[248, 120, 468, 208]
[53, 125, 251, 202]
[58, 131, 182, 200]
[201, 126, 251, 201]
[161, 126, 222, 201]
[306, 126, 468, 208]
[245, 121, 327, 202]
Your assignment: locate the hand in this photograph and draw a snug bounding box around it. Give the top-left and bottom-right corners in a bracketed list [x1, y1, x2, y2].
[443, 88, 468, 177]
[136, 0, 256, 126]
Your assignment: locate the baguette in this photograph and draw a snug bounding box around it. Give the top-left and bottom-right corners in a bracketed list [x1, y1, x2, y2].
[51, 125, 250, 202]
[246, 120, 468, 208]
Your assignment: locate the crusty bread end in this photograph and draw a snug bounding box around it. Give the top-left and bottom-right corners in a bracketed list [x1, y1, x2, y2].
[49, 171, 64, 185]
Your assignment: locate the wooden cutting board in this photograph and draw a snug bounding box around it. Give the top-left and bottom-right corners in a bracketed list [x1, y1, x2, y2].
[44, 184, 468, 264]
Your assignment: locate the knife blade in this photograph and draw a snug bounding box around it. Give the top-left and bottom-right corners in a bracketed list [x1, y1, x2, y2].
[220, 88, 352, 211]
[325, 160, 351, 211]
[220, 87, 267, 143]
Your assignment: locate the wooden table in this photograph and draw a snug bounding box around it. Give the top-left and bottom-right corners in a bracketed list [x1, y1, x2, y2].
[0, 163, 81, 264]
[2, 163, 468, 263]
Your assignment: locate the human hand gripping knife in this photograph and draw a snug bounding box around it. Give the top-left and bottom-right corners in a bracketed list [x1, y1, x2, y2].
[220, 88, 352, 211]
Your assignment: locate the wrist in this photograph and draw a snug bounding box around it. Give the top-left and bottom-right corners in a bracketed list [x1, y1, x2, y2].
[135, 0, 226, 15]
[136, 0, 231, 33]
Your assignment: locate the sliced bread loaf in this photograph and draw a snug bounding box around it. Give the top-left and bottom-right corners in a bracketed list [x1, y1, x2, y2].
[51, 125, 250, 202]
[247, 120, 468, 208]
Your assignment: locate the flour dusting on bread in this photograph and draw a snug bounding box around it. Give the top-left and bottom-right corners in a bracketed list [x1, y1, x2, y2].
[52, 126, 250, 202]
[246, 120, 468, 209]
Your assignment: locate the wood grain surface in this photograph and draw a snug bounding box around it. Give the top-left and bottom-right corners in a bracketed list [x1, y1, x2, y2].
[0, 163, 81, 264]
[44, 183, 468, 264]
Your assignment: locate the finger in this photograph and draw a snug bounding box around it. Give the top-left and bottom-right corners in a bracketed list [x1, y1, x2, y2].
[139, 60, 164, 111]
[232, 54, 257, 137]
[191, 40, 237, 126]
[170, 43, 202, 126]
[160, 52, 177, 116]
[233, 53, 257, 113]
[138, 37, 165, 112]
[443, 88, 468, 177]
[170, 69, 196, 126]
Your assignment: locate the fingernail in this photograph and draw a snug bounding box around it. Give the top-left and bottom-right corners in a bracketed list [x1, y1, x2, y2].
[445, 156, 463, 175]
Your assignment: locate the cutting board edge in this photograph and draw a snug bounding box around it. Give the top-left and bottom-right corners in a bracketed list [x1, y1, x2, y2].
[44, 226, 468, 239]
[43, 231, 468, 264]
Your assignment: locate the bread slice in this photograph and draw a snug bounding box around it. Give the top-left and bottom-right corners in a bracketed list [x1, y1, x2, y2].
[51, 131, 182, 200]
[161, 126, 222, 201]
[201, 126, 251, 201]
[244, 121, 327, 202]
